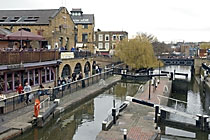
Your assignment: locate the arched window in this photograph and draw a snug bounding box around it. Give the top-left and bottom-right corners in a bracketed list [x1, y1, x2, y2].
[61, 65, 71, 78]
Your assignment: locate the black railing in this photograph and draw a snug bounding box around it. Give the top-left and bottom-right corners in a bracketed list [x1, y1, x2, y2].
[0, 70, 113, 114]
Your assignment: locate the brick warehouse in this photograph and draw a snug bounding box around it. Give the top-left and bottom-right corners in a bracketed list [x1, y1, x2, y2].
[70, 8, 95, 52]
[0, 7, 75, 50]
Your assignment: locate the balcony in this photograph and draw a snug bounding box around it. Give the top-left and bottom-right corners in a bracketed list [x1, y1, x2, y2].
[0, 50, 59, 65]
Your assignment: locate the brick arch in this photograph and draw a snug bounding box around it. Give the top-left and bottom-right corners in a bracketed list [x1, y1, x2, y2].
[84, 61, 91, 77]
[73, 62, 82, 74]
[61, 64, 72, 78]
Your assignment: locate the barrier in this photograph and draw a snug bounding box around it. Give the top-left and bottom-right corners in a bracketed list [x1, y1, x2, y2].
[0, 70, 113, 114]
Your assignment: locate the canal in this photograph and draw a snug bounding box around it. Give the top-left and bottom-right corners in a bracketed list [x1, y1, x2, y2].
[155, 65, 210, 140]
[14, 82, 141, 140]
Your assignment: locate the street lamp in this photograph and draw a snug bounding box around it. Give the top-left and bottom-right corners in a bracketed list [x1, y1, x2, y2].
[148, 75, 151, 100]
[158, 61, 160, 84]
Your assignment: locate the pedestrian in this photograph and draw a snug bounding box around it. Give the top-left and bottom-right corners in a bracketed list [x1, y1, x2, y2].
[61, 77, 66, 85]
[16, 83, 24, 103]
[72, 73, 76, 82]
[67, 76, 71, 88]
[24, 82, 32, 105]
[57, 77, 61, 86]
[77, 72, 83, 80]
[96, 65, 99, 74]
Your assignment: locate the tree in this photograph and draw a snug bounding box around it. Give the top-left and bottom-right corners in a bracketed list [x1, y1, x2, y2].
[115, 34, 163, 69]
[136, 32, 158, 43]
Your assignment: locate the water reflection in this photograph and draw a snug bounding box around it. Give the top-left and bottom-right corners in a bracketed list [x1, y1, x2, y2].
[14, 82, 140, 140]
[159, 66, 210, 139]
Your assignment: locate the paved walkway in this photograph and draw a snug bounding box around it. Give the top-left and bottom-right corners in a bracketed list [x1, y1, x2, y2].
[0, 75, 121, 140]
[96, 77, 172, 140]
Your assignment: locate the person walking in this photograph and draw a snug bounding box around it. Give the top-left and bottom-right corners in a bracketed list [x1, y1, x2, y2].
[67, 76, 71, 88]
[16, 83, 24, 103]
[57, 77, 61, 86]
[24, 82, 32, 105]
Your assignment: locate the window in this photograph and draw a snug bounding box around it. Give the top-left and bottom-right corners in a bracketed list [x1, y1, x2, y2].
[0, 75, 4, 91]
[112, 35, 116, 41]
[98, 43, 103, 49]
[41, 69, 45, 83]
[94, 34, 96, 42]
[105, 34, 109, 41]
[29, 70, 34, 86]
[23, 72, 28, 85]
[14, 72, 20, 88]
[112, 43, 116, 49]
[35, 69, 39, 85]
[46, 68, 50, 82]
[99, 34, 103, 41]
[7, 73, 13, 91]
[51, 68, 54, 81]
[82, 33, 88, 43]
[120, 35, 124, 41]
[105, 43, 109, 50]
[82, 24, 88, 29]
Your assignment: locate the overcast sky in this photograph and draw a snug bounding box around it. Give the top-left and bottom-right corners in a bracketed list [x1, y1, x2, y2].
[1, 0, 210, 42]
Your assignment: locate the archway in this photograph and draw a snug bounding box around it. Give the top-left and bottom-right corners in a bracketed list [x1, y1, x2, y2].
[74, 63, 82, 74]
[84, 61, 91, 77]
[61, 64, 71, 78]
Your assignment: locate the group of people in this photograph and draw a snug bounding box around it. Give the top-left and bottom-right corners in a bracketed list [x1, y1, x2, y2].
[16, 82, 32, 105]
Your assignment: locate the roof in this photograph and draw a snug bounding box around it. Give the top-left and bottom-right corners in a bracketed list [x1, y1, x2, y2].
[0, 8, 62, 25]
[0, 28, 11, 38]
[71, 14, 94, 24]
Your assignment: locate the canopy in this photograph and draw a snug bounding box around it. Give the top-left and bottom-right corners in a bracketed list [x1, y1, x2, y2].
[5, 30, 44, 41]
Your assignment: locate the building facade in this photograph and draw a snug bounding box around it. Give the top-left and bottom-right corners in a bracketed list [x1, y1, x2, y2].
[0, 7, 75, 50]
[94, 31, 128, 56]
[70, 9, 95, 52]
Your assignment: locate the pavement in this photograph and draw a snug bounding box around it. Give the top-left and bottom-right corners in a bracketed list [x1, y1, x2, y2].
[0, 75, 121, 140]
[96, 77, 172, 140]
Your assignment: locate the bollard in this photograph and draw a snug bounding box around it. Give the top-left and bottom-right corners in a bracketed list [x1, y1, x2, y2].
[112, 108, 116, 124]
[155, 106, 159, 123]
[160, 110, 166, 122]
[203, 115, 209, 131]
[196, 114, 202, 129]
[123, 129, 127, 140]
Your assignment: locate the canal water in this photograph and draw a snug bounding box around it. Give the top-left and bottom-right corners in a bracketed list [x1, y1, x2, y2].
[14, 82, 141, 140]
[154, 65, 210, 140]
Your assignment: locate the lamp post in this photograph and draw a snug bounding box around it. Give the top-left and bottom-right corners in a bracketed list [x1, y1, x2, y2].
[148, 75, 151, 100]
[158, 61, 160, 84]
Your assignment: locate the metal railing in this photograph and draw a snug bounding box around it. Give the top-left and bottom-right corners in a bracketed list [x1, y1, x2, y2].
[0, 69, 113, 114]
[157, 95, 202, 112]
[51, 69, 113, 100]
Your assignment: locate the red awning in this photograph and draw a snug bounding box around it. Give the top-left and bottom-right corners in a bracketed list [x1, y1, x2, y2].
[5, 30, 44, 41]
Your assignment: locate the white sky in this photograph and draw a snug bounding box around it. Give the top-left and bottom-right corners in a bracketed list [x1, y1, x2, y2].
[1, 0, 210, 42]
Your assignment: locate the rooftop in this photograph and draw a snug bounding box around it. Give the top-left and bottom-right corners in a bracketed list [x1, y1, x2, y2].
[70, 8, 94, 24]
[0, 7, 65, 25]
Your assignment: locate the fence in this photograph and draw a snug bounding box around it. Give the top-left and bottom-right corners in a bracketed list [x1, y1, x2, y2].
[0, 69, 113, 114]
[51, 69, 113, 100]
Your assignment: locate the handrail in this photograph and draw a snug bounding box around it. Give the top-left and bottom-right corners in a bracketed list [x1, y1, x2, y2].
[157, 95, 202, 110]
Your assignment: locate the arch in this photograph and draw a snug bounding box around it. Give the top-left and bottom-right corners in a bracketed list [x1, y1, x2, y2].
[18, 28, 31, 32]
[74, 63, 82, 74]
[61, 64, 71, 78]
[84, 61, 91, 77]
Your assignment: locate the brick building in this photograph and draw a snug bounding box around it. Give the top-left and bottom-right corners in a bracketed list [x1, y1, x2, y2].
[94, 30, 128, 56]
[70, 9, 95, 52]
[0, 7, 75, 50]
